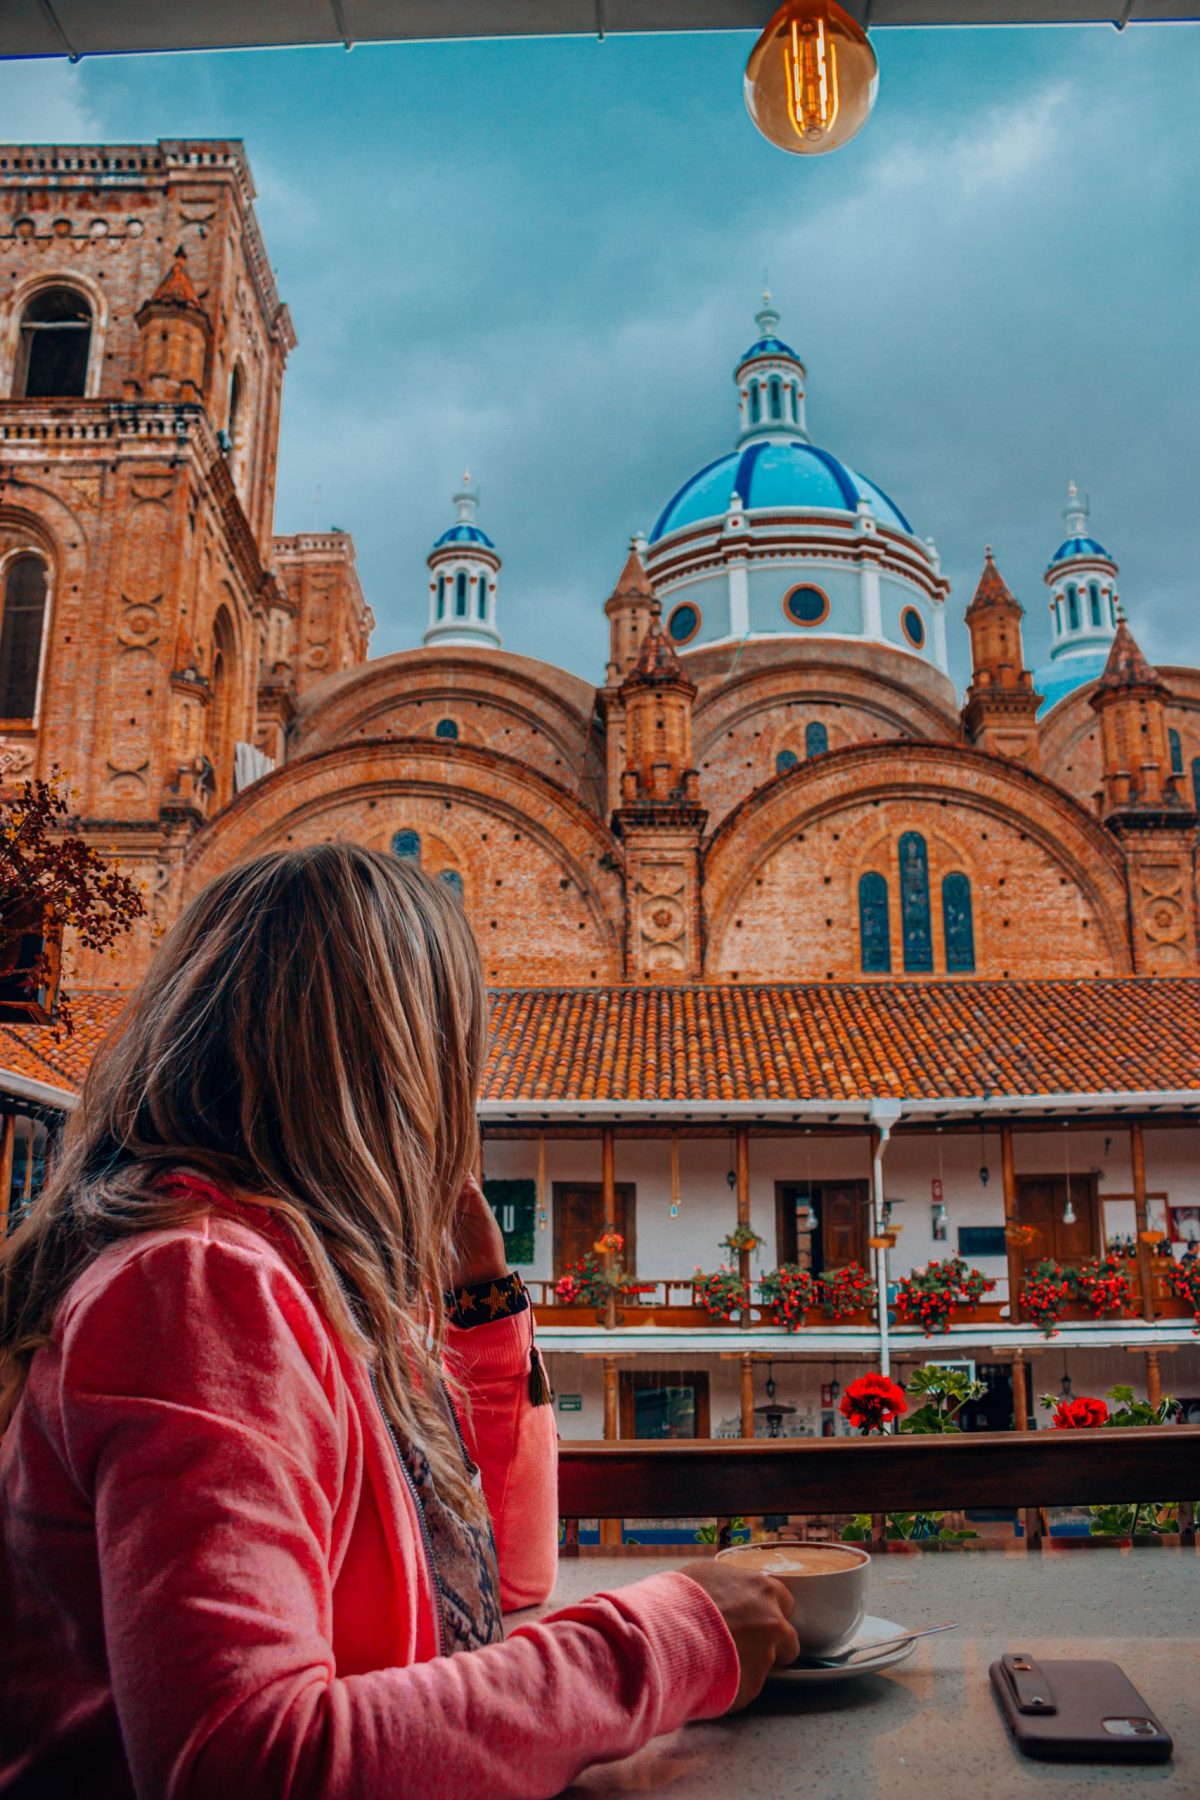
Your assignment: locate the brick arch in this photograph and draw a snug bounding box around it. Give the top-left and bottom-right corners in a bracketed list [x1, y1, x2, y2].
[184, 738, 625, 984]
[703, 742, 1132, 981]
[687, 640, 960, 828]
[291, 646, 605, 813]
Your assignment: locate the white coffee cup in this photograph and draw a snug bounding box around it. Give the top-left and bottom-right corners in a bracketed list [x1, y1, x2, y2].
[715, 1539, 870, 1658]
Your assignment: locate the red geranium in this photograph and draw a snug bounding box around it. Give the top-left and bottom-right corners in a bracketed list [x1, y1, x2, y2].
[1050, 1395, 1109, 1430]
[839, 1373, 907, 1435]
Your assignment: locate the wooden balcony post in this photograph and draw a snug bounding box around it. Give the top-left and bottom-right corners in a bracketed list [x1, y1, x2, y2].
[740, 1352, 755, 1439]
[1130, 1121, 1156, 1323]
[1011, 1350, 1029, 1433]
[1144, 1347, 1162, 1409]
[736, 1125, 751, 1330]
[1001, 1124, 1022, 1324]
[0, 1112, 14, 1239]
[600, 1354, 622, 1546]
[602, 1126, 617, 1330]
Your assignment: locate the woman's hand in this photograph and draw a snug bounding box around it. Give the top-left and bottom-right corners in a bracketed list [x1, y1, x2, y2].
[678, 1561, 799, 1711]
[447, 1176, 509, 1291]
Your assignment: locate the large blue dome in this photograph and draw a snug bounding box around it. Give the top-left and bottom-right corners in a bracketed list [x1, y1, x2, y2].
[1033, 650, 1109, 716]
[1047, 534, 1110, 568]
[650, 439, 913, 544]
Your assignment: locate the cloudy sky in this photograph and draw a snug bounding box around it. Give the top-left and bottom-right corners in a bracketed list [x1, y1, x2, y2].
[2, 26, 1197, 688]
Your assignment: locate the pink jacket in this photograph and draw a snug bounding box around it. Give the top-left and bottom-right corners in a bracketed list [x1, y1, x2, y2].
[0, 1207, 738, 1799]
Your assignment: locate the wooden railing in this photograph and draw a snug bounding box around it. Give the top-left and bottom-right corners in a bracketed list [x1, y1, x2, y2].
[558, 1425, 1199, 1550]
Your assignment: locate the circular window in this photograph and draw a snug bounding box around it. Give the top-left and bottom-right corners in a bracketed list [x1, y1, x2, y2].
[783, 584, 830, 628]
[900, 606, 926, 649]
[666, 602, 701, 646]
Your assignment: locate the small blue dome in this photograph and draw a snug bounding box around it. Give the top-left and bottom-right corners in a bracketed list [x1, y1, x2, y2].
[650, 439, 913, 544]
[737, 335, 800, 364]
[1033, 649, 1110, 716]
[1047, 535, 1110, 568]
[433, 522, 495, 551]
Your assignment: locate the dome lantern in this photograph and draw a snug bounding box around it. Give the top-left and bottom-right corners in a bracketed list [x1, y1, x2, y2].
[1033, 482, 1119, 714]
[734, 291, 809, 444]
[423, 471, 502, 650]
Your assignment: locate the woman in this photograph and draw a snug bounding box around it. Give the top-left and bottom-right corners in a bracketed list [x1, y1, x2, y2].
[0, 845, 796, 1798]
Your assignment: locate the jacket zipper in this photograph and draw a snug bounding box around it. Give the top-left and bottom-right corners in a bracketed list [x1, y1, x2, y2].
[441, 1380, 499, 1564]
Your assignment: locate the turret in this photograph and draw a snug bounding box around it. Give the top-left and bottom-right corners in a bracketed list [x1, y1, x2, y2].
[134, 246, 211, 403]
[1090, 613, 1176, 814]
[424, 474, 501, 649]
[962, 548, 1041, 767]
[618, 620, 700, 809]
[604, 537, 658, 684]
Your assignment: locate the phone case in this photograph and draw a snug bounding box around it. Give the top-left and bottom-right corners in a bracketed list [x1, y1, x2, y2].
[989, 1657, 1173, 1763]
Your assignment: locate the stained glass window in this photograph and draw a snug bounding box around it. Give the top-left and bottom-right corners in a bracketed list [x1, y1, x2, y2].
[667, 602, 700, 644]
[900, 606, 926, 649]
[805, 721, 829, 758]
[942, 872, 976, 974]
[858, 872, 891, 974]
[1168, 728, 1183, 777]
[899, 831, 934, 972]
[1088, 583, 1101, 627]
[775, 748, 799, 774]
[435, 718, 458, 740]
[455, 572, 467, 617]
[391, 829, 421, 860]
[439, 869, 463, 896]
[1067, 584, 1080, 631]
[783, 585, 828, 627]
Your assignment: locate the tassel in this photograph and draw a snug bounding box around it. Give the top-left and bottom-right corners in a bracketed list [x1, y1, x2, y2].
[528, 1344, 552, 1407]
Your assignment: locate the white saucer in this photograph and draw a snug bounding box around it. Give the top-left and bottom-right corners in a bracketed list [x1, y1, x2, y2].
[766, 1615, 918, 1685]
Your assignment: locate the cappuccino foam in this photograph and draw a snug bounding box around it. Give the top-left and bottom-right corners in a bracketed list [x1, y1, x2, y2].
[724, 1544, 867, 1577]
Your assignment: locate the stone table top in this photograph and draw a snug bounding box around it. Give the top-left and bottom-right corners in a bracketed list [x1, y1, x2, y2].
[513, 1548, 1199, 1800]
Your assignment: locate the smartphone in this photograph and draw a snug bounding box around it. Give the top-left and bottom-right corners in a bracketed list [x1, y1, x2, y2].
[990, 1654, 1172, 1763]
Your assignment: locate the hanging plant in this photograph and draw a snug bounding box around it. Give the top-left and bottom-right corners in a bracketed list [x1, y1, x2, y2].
[1162, 1259, 1200, 1329]
[893, 1258, 996, 1336]
[692, 1264, 751, 1322]
[818, 1262, 878, 1320]
[593, 1229, 625, 1257]
[1020, 1260, 1073, 1337]
[1071, 1256, 1137, 1319]
[1004, 1222, 1038, 1249]
[758, 1264, 818, 1331]
[720, 1222, 764, 1256]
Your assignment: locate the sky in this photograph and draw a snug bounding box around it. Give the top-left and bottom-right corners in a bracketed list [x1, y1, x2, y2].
[1, 25, 1197, 690]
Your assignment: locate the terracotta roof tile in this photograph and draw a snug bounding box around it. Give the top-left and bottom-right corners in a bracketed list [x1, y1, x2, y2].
[3, 982, 1198, 1108]
[1096, 619, 1162, 692]
[965, 547, 1019, 615]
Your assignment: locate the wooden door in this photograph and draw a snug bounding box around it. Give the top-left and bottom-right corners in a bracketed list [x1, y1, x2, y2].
[619, 1370, 710, 1440]
[1016, 1176, 1098, 1268]
[553, 1183, 636, 1277]
[821, 1182, 868, 1272]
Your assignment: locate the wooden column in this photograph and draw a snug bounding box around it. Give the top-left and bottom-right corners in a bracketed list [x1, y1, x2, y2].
[1144, 1348, 1162, 1409]
[1011, 1350, 1029, 1433]
[740, 1352, 755, 1439]
[0, 1113, 14, 1239]
[1001, 1124, 1023, 1324]
[600, 1355, 621, 1545]
[1130, 1122, 1157, 1323]
[601, 1126, 617, 1330]
[736, 1125, 752, 1330]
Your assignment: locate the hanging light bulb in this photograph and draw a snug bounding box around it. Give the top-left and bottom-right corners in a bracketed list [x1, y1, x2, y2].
[744, 0, 879, 157]
[1062, 1125, 1076, 1225]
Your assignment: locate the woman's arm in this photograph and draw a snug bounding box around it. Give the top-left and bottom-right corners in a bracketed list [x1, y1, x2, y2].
[58, 1231, 738, 1800]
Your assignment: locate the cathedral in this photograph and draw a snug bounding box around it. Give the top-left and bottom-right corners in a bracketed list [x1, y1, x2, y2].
[2, 139, 1198, 1454]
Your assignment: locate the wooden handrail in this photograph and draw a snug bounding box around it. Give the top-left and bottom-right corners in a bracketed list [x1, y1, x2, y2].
[558, 1426, 1199, 1518]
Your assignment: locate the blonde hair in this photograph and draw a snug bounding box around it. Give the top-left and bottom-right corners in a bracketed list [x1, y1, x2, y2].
[0, 844, 489, 1524]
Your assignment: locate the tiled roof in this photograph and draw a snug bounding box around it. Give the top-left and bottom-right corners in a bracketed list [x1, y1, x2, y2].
[1096, 620, 1162, 693]
[3, 981, 1199, 1108]
[966, 547, 1018, 614]
[147, 245, 205, 313]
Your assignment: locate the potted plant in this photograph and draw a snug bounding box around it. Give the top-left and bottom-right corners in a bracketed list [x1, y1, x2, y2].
[1038, 1385, 1188, 1544]
[757, 1263, 817, 1331]
[841, 1365, 986, 1546]
[1020, 1260, 1074, 1337]
[1071, 1256, 1136, 1320]
[817, 1262, 877, 1322]
[692, 1264, 751, 1323]
[720, 1222, 763, 1256]
[892, 1257, 996, 1336]
[1162, 1258, 1200, 1329]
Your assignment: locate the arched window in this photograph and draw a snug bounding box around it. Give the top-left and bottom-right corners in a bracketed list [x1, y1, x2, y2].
[439, 870, 464, 897]
[436, 575, 446, 620]
[228, 365, 243, 442]
[942, 872, 976, 974]
[1054, 599, 1064, 636]
[1193, 757, 1200, 811]
[15, 286, 92, 397]
[435, 717, 458, 740]
[455, 572, 467, 617]
[775, 748, 798, 774]
[1088, 582, 1101, 627]
[791, 383, 800, 422]
[0, 554, 48, 719]
[477, 574, 488, 620]
[392, 829, 421, 860]
[858, 872, 891, 974]
[749, 383, 761, 424]
[805, 721, 829, 758]
[1067, 584, 1080, 631]
[1168, 728, 1183, 777]
[206, 608, 237, 808]
[768, 376, 783, 420]
[898, 831, 933, 972]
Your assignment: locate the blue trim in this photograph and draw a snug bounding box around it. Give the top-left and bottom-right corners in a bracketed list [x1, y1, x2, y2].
[857, 474, 914, 536]
[733, 441, 766, 507]
[649, 449, 733, 542]
[802, 442, 860, 513]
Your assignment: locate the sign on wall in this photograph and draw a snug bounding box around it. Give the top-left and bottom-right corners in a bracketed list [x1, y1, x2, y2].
[483, 1177, 536, 1265]
[558, 1395, 583, 1412]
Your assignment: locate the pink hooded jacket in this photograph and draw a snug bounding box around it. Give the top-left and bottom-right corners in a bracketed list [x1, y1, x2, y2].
[0, 1204, 738, 1799]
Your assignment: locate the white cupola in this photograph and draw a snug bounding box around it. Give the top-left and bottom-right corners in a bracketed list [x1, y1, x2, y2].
[734, 291, 808, 444]
[424, 472, 502, 649]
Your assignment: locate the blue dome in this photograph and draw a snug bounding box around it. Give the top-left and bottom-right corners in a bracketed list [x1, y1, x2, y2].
[1033, 650, 1110, 716]
[650, 439, 913, 544]
[433, 522, 495, 550]
[1047, 535, 1110, 568]
[738, 335, 800, 364]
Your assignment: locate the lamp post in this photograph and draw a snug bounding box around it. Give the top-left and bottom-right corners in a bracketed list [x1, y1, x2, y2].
[869, 1098, 904, 1380]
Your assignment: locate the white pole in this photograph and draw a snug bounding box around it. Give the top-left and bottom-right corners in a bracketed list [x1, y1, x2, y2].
[868, 1099, 904, 1382]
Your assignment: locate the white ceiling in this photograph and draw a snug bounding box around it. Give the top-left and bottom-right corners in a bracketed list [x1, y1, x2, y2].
[4, 0, 1195, 61]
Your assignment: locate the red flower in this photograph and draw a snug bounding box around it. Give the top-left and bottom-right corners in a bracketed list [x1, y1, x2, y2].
[839, 1373, 908, 1435]
[1051, 1395, 1108, 1430]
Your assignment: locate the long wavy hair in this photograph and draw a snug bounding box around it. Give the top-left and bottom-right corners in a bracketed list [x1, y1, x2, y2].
[0, 843, 489, 1524]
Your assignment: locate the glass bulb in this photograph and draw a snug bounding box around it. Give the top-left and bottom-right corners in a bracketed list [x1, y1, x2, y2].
[744, 0, 878, 157]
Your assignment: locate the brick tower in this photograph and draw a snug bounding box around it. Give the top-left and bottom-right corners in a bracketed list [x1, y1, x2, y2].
[962, 547, 1041, 767]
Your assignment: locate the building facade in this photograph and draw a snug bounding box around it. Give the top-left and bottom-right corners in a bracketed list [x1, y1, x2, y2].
[2, 143, 1199, 1490]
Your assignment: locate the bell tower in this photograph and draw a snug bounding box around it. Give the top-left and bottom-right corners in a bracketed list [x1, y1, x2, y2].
[962, 548, 1041, 767]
